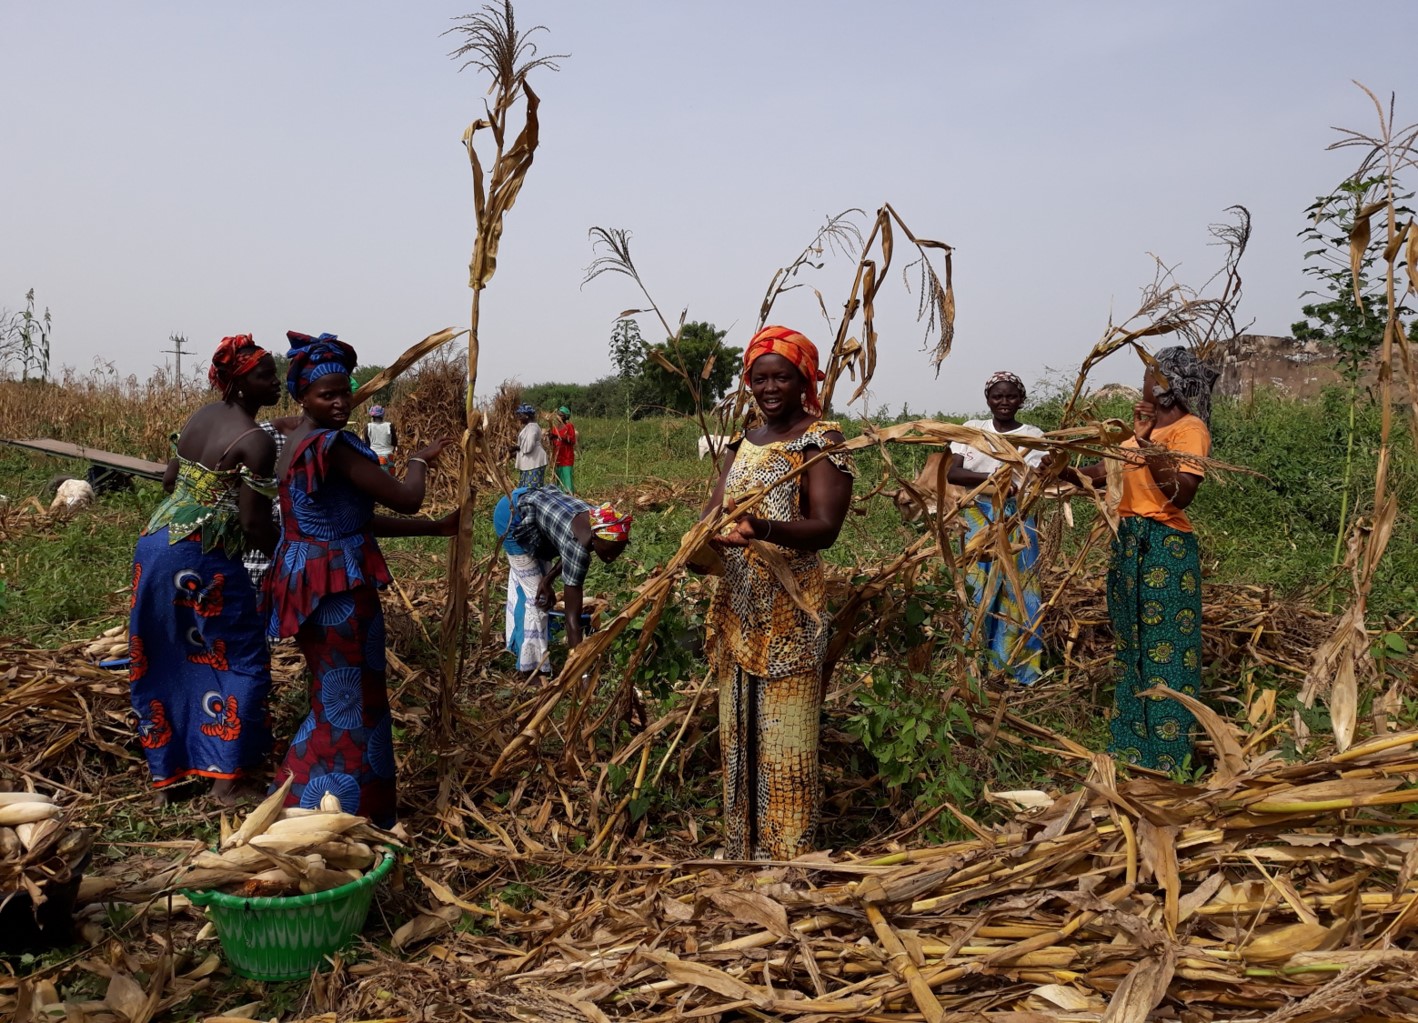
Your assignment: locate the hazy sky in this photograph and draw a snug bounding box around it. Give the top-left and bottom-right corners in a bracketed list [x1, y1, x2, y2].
[3, 1, 1415, 417]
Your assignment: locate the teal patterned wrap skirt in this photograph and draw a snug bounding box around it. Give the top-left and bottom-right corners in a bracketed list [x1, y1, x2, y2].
[1106, 515, 1203, 772]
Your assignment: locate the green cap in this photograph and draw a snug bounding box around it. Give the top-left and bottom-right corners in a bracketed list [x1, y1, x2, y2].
[558, 405, 572, 416]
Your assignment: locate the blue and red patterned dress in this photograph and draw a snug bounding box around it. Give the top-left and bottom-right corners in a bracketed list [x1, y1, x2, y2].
[129, 460, 275, 788]
[266, 429, 397, 826]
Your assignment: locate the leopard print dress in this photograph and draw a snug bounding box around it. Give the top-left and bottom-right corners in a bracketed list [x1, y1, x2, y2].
[706, 421, 854, 859]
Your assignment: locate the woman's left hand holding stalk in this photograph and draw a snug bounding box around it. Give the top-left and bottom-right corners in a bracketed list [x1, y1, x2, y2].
[1132, 400, 1157, 445]
[710, 497, 759, 548]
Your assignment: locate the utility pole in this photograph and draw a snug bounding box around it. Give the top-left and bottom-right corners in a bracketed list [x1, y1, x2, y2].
[163, 333, 190, 398]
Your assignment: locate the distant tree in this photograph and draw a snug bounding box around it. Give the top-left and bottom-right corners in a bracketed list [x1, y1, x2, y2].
[1291, 177, 1399, 384]
[271, 353, 292, 388]
[1291, 176, 1414, 565]
[523, 375, 657, 419]
[640, 321, 741, 415]
[525, 321, 738, 421]
[522, 381, 590, 414]
[608, 317, 645, 380]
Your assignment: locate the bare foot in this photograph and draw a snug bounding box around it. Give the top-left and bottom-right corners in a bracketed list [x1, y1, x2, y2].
[210, 778, 263, 808]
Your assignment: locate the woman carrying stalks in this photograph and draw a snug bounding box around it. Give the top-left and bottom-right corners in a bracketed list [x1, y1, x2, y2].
[1075, 346, 1217, 773]
[699, 326, 854, 860]
[947, 371, 1052, 685]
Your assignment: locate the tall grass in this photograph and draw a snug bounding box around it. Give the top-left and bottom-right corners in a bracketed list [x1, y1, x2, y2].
[0, 365, 220, 460]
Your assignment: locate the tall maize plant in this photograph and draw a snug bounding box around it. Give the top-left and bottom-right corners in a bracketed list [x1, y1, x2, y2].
[1300, 85, 1418, 752]
[438, 3, 565, 735]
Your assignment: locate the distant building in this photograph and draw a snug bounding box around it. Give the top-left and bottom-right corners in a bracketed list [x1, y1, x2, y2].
[1214, 334, 1342, 400]
[1216, 333, 1411, 401]
[1089, 333, 1404, 406]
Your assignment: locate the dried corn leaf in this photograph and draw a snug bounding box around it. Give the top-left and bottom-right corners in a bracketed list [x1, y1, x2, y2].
[1348, 201, 1384, 306]
[1241, 921, 1333, 964]
[1408, 220, 1418, 295]
[103, 972, 148, 1023]
[707, 889, 790, 940]
[642, 951, 770, 1007]
[392, 904, 461, 951]
[1136, 685, 1247, 781]
[352, 327, 464, 407]
[1100, 946, 1175, 1023]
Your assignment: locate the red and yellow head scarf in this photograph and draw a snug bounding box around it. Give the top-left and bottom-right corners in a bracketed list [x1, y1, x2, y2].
[743, 325, 825, 416]
[208, 334, 268, 398]
[587, 503, 633, 543]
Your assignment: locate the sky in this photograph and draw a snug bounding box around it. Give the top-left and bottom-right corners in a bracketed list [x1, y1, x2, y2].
[2, 1, 1416, 417]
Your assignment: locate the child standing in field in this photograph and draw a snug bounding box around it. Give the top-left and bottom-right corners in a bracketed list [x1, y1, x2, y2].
[549, 405, 578, 494]
[364, 405, 397, 471]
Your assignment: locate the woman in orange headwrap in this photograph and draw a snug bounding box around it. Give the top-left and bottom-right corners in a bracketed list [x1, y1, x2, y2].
[698, 326, 855, 859]
[129, 335, 283, 805]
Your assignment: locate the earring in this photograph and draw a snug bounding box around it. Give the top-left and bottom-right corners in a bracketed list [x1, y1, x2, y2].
[236, 389, 245, 399]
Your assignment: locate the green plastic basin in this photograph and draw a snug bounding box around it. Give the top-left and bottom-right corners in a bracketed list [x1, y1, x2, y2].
[184, 847, 395, 982]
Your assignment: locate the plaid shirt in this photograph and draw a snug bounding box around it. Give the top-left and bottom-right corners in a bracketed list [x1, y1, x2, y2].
[510, 487, 594, 587]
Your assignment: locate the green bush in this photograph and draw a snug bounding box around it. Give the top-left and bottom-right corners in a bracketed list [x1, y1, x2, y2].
[1199, 388, 1416, 614]
[522, 375, 659, 419]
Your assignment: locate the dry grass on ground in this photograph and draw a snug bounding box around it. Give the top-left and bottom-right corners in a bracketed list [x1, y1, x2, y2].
[3, 532, 1414, 1022]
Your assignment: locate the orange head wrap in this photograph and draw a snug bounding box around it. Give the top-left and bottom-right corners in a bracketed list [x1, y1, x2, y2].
[743, 326, 825, 416]
[208, 334, 268, 398]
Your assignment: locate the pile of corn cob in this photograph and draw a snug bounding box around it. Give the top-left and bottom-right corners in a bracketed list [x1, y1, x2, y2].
[176, 778, 398, 898]
[0, 790, 94, 910]
[80, 625, 128, 662]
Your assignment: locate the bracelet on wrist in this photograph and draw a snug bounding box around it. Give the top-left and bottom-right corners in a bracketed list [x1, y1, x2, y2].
[409, 457, 429, 469]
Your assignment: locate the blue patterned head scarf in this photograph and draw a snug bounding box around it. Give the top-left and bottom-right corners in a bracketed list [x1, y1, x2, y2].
[516, 403, 537, 417]
[286, 331, 358, 399]
[1152, 346, 1220, 426]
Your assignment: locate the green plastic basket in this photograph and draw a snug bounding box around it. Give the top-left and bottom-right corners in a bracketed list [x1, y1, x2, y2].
[185, 848, 395, 982]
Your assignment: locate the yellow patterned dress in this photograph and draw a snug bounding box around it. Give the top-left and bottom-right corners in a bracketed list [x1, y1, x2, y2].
[706, 420, 854, 859]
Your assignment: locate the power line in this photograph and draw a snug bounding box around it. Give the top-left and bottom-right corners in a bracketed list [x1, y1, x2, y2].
[162, 333, 190, 397]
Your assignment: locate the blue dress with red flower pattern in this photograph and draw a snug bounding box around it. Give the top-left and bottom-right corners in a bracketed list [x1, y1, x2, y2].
[128, 460, 274, 789]
[266, 429, 398, 826]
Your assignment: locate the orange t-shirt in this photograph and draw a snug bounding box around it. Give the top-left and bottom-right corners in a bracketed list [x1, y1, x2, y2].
[1117, 414, 1210, 533]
